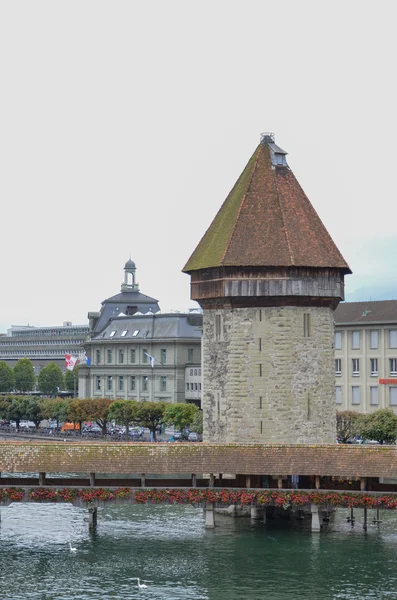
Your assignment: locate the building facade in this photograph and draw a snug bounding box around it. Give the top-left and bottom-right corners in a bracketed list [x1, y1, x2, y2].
[79, 260, 202, 403]
[183, 133, 351, 444]
[0, 323, 89, 376]
[334, 300, 397, 413]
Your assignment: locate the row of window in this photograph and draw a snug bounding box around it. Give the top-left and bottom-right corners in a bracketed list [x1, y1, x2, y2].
[186, 383, 202, 391]
[95, 348, 195, 365]
[0, 339, 86, 347]
[335, 358, 397, 377]
[0, 350, 79, 357]
[188, 368, 201, 376]
[9, 328, 88, 337]
[96, 375, 168, 393]
[335, 330, 397, 350]
[336, 385, 397, 406]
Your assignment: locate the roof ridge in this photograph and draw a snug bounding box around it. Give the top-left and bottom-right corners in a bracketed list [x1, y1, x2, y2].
[220, 148, 260, 265]
[272, 164, 294, 265]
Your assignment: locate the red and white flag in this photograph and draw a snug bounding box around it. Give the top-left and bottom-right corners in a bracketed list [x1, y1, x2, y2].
[65, 354, 78, 371]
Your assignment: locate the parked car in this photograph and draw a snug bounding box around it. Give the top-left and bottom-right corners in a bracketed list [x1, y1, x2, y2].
[187, 432, 199, 442]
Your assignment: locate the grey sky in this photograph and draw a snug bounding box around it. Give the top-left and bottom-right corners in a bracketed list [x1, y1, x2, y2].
[1, 1, 396, 331]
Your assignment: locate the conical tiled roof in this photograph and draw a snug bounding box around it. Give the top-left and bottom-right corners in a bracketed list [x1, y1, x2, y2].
[183, 139, 351, 273]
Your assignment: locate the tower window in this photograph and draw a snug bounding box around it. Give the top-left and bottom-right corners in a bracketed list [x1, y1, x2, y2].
[303, 314, 310, 337]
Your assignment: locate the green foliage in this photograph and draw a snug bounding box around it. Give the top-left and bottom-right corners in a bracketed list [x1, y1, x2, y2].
[357, 408, 397, 445]
[135, 401, 166, 440]
[109, 400, 138, 439]
[13, 359, 35, 393]
[336, 410, 360, 443]
[6, 395, 29, 430]
[38, 363, 64, 395]
[190, 408, 203, 434]
[67, 399, 88, 432]
[165, 402, 198, 431]
[76, 398, 113, 435]
[65, 366, 78, 393]
[0, 361, 15, 392]
[25, 396, 44, 429]
[40, 397, 70, 428]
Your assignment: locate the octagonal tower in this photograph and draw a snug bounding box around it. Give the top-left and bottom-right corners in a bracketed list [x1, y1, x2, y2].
[183, 134, 351, 444]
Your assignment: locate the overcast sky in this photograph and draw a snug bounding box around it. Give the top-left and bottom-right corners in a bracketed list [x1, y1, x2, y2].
[1, 1, 396, 332]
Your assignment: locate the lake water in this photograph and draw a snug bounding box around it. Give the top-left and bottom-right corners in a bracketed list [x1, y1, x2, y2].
[1, 502, 397, 599]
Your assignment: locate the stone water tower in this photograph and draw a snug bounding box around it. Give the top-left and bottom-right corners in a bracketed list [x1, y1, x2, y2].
[183, 133, 351, 444]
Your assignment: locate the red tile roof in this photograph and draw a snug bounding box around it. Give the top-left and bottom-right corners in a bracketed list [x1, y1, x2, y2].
[183, 142, 351, 273]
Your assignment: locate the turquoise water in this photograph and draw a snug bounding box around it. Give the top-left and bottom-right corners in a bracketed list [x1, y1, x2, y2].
[1, 503, 397, 599]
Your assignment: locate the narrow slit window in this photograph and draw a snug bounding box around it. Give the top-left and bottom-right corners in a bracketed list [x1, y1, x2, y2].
[304, 314, 310, 337]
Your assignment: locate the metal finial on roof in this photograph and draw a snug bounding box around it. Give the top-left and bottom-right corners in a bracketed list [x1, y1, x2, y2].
[260, 132, 275, 145]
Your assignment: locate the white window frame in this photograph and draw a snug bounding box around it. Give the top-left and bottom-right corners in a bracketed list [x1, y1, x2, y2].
[335, 359, 341, 376]
[390, 358, 397, 376]
[370, 358, 378, 377]
[352, 358, 360, 376]
[119, 376, 124, 392]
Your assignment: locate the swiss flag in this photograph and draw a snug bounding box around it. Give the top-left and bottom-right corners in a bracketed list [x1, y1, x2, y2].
[65, 354, 77, 371]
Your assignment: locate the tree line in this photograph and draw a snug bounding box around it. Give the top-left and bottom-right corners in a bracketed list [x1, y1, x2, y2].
[0, 395, 202, 440]
[337, 408, 397, 445]
[0, 358, 75, 394]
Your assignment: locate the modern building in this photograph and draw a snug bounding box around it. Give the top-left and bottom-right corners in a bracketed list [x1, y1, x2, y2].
[183, 133, 351, 444]
[334, 300, 397, 413]
[78, 260, 202, 403]
[0, 322, 89, 375]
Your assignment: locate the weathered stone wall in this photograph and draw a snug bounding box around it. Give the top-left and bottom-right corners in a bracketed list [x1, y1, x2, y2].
[203, 306, 336, 444]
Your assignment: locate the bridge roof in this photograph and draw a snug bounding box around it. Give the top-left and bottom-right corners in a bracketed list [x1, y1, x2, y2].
[1, 442, 396, 479]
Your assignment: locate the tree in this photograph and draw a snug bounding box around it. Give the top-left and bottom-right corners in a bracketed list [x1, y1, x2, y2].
[108, 400, 138, 440]
[67, 399, 87, 433]
[65, 366, 79, 394]
[190, 408, 203, 435]
[13, 358, 35, 393]
[78, 398, 113, 436]
[165, 403, 198, 433]
[0, 361, 14, 392]
[38, 363, 64, 395]
[357, 408, 397, 445]
[40, 397, 70, 429]
[25, 397, 44, 430]
[336, 410, 360, 443]
[6, 395, 29, 431]
[135, 401, 166, 441]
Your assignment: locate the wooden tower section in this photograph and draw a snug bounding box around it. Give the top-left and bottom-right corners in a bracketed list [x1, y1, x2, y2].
[183, 133, 351, 444]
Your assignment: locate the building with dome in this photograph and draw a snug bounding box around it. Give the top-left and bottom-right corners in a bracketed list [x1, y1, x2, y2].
[78, 260, 202, 404]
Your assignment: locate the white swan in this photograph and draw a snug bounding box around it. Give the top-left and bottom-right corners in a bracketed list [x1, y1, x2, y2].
[134, 578, 147, 589]
[69, 542, 77, 553]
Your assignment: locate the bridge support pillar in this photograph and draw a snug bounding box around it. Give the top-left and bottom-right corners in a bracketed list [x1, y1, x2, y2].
[141, 474, 146, 487]
[39, 472, 46, 486]
[90, 473, 95, 487]
[192, 474, 196, 487]
[250, 507, 264, 520]
[205, 503, 215, 529]
[363, 508, 368, 531]
[88, 507, 97, 530]
[311, 504, 321, 533]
